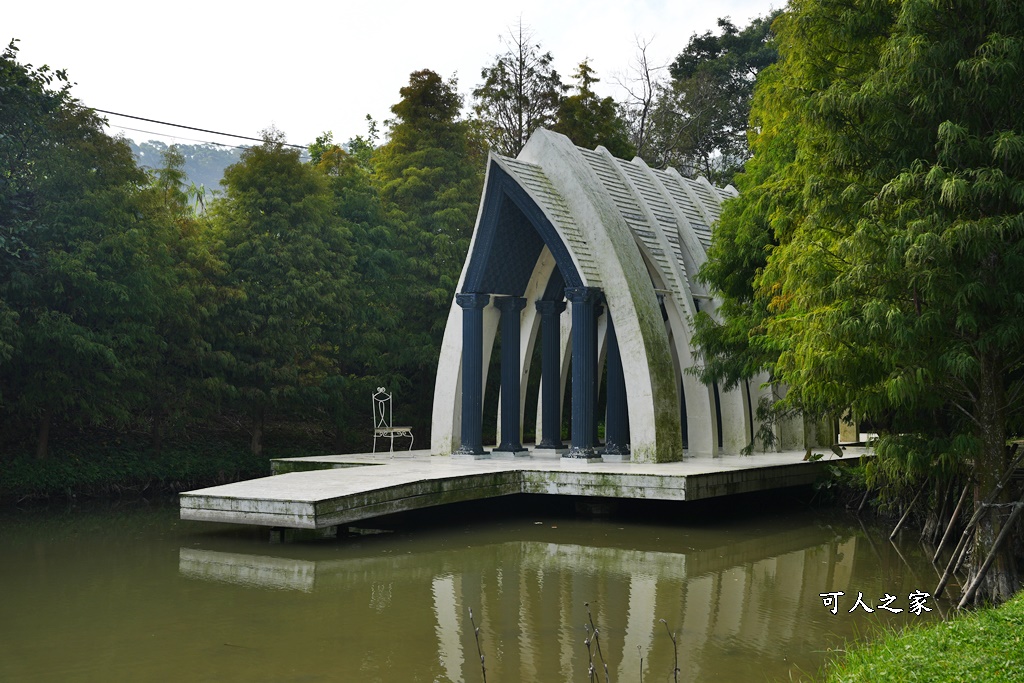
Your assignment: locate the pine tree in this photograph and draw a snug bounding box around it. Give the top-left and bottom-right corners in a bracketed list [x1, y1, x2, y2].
[643, 13, 780, 183]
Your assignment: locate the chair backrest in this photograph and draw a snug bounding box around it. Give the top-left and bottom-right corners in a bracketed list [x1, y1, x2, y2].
[372, 387, 392, 430]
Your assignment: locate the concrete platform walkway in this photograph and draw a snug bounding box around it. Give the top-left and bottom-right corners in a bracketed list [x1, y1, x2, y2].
[179, 448, 867, 530]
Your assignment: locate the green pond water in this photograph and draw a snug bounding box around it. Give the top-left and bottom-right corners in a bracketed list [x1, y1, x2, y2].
[0, 494, 950, 682]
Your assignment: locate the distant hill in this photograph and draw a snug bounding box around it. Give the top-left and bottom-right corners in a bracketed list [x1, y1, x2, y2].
[129, 140, 245, 198]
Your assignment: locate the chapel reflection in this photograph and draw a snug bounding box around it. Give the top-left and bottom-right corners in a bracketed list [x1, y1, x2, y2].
[179, 522, 916, 682]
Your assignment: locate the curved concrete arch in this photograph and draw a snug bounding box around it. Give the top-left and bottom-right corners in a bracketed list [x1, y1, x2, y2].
[520, 131, 682, 462]
[635, 248, 716, 457]
[432, 158, 588, 454]
[631, 157, 711, 299]
[635, 161, 757, 453]
[494, 246, 558, 447]
[433, 128, 793, 460]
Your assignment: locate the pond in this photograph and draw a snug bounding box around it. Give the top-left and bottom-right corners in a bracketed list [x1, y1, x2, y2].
[0, 493, 949, 682]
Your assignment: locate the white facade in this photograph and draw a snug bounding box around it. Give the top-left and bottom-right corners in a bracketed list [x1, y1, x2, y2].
[431, 129, 783, 462]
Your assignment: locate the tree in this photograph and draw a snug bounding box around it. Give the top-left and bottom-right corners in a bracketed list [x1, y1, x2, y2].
[696, 0, 1024, 604]
[473, 22, 565, 157]
[141, 146, 225, 453]
[374, 70, 484, 431]
[210, 130, 354, 456]
[552, 60, 635, 159]
[0, 39, 71, 368]
[617, 37, 664, 161]
[643, 12, 780, 183]
[0, 41, 190, 459]
[376, 70, 482, 293]
[309, 137, 405, 449]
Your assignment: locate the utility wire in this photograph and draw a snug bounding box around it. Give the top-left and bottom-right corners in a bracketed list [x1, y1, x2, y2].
[93, 108, 309, 150]
[111, 124, 252, 151]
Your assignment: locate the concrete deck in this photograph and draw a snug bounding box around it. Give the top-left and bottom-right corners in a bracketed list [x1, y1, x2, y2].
[179, 447, 869, 530]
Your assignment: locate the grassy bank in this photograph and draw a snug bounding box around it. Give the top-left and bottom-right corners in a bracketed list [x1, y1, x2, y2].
[824, 592, 1024, 682]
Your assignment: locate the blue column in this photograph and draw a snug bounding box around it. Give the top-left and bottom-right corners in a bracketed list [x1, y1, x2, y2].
[565, 286, 600, 458]
[494, 296, 527, 454]
[593, 302, 604, 445]
[603, 315, 630, 456]
[535, 299, 567, 449]
[454, 292, 490, 456]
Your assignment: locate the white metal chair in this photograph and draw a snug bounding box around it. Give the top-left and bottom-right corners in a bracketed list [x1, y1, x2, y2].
[372, 387, 414, 454]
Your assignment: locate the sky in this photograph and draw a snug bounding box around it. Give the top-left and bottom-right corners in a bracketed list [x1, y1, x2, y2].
[8, 0, 779, 151]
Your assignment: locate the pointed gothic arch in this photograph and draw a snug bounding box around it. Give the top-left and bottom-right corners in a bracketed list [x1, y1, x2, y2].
[431, 129, 786, 462]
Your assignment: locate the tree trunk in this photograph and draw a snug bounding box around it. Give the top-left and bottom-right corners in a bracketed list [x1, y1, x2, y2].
[968, 359, 1020, 605]
[251, 405, 265, 457]
[922, 478, 949, 544]
[332, 402, 345, 454]
[334, 424, 345, 454]
[151, 405, 164, 458]
[35, 408, 52, 461]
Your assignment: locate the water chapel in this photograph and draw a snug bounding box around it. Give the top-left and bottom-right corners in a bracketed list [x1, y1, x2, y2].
[431, 128, 818, 463]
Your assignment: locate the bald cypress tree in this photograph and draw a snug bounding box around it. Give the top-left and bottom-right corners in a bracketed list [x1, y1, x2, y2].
[0, 41, 187, 459]
[697, 0, 1024, 604]
[552, 61, 635, 159]
[372, 70, 483, 425]
[210, 131, 353, 456]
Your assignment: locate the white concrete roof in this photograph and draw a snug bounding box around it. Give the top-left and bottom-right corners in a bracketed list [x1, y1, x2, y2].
[432, 129, 798, 462]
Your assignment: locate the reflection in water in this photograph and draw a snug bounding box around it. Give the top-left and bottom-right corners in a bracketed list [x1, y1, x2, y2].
[179, 549, 317, 592]
[174, 521, 941, 682]
[0, 502, 947, 682]
[433, 575, 463, 683]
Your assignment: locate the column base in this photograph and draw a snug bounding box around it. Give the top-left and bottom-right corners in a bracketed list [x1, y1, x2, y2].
[601, 441, 631, 461]
[562, 446, 603, 463]
[601, 453, 631, 463]
[491, 447, 530, 459]
[531, 447, 568, 458]
[452, 446, 490, 460]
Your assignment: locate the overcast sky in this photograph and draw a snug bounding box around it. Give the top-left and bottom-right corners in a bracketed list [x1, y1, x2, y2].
[9, 0, 778, 151]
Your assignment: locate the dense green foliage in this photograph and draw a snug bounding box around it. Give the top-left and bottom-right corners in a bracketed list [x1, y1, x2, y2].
[208, 130, 354, 456]
[626, 14, 780, 184]
[551, 61, 635, 159]
[1, 40, 204, 460]
[0, 434, 273, 501]
[473, 22, 565, 157]
[694, 0, 1024, 603]
[1, 19, 782, 499]
[825, 592, 1024, 682]
[0, 47, 482, 485]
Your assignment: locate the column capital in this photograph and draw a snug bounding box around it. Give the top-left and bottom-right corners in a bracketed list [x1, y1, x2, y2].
[564, 286, 601, 305]
[494, 295, 527, 314]
[456, 292, 491, 310]
[535, 299, 567, 316]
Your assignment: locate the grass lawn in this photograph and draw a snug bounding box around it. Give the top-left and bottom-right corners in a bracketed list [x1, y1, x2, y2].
[825, 591, 1024, 682]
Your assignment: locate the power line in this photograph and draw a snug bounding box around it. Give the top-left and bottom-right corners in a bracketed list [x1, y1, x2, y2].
[111, 124, 252, 151]
[93, 108, 309, 150]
